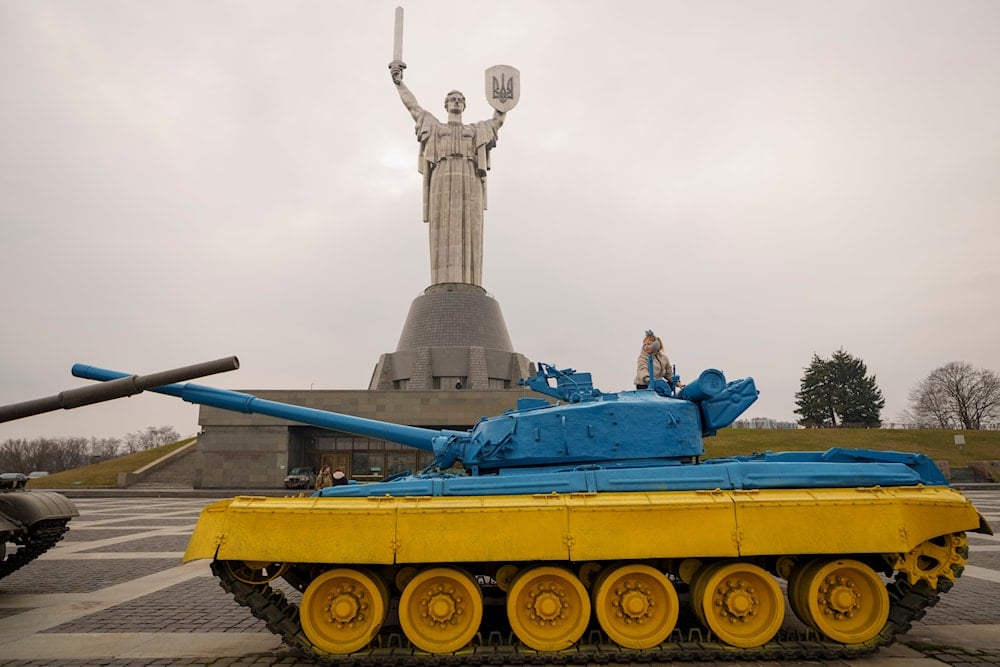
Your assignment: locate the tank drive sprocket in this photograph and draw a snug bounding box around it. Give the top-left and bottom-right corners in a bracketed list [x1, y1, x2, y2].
[891, 533, 969, 590]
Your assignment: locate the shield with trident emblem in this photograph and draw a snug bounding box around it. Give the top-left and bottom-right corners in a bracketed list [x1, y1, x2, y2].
[485, 64, 520, 112]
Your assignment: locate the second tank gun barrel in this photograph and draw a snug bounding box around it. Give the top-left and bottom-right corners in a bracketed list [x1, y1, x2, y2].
[0, 356, 241, 424]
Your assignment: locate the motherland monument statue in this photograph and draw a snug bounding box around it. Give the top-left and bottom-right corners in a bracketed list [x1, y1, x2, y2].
[369, 8, 530, 392]
[388, 7, 519, 288]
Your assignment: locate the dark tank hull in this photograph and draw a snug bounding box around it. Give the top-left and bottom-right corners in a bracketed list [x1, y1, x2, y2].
[1, 489, 78, 580]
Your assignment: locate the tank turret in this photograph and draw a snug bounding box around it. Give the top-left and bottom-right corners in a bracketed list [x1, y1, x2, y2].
[0, 356, 240, 580]
[74, 359, 756, 475]
[71, 360, 949, 494]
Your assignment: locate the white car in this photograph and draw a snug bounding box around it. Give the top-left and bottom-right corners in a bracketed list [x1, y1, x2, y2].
[283, 467, 315, 489]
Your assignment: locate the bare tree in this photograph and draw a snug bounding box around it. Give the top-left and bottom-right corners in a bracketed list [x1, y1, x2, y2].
[0, 436, 118, 473]
[123, 426, 181, 454]
[908, 362, 1000, 429]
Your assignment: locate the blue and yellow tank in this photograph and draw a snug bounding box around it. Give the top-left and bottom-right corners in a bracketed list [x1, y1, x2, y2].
[74, 360, 992, 661]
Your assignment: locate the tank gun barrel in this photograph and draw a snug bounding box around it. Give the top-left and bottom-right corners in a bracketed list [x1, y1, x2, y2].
[0, 356, 241, 424]
[70, 364, 446, 453]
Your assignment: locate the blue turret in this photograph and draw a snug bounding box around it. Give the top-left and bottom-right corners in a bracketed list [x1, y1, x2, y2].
[70, 361, 949, 497]
[71, 362, 756, 474]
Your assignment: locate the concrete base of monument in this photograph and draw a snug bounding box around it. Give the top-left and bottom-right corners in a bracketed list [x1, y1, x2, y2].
[369, 283, 532, 391]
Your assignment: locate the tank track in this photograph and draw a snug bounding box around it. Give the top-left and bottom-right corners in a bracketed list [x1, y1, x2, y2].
[212, 559, 954, 664]
[0, 519, 71, 580]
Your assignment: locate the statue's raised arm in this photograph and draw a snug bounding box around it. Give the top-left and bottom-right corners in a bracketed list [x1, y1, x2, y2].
[389, 60, 424, 122]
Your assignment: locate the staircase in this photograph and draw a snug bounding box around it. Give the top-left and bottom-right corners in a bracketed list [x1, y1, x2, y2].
[119, 441, 197, 488]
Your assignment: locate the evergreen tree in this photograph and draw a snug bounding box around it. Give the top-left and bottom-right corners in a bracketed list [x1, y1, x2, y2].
[794, 354, 837, 427]
[794, 349, 885, 428]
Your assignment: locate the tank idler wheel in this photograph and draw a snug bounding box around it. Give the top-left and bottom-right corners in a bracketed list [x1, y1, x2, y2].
[592, 563, 679, 649]
[803, 559, 889, 644]
[224, 560, 289, 585]
[893, 533, 969, 589]
[691, 561, 784, 648]
[507, 565, 591, 651]
[399, 567, 483, 654]
[300, 567, 389, 654]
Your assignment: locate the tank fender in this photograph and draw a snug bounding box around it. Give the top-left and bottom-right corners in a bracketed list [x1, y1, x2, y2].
[977, 513, 994, 535]
[0, 492, 79, 526]
[1, 513, 22, 533]
[183, 498, 233, 562]
[819, 448, 949, 486]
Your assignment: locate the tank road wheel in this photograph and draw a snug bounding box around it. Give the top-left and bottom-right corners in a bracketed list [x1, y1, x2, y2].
[787, 559, 825, 628]
[507, 565, 591, 651]
[893, 533, 969, 589]
[592, 564, 679, 649]
[692, 562, 784, 648]
[300, 568, 389, 654]
[803, 559, 889, 644]
[399, 567, 483, 654]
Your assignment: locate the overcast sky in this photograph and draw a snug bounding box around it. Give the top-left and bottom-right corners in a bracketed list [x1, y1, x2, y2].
[2, 0, 998, 442]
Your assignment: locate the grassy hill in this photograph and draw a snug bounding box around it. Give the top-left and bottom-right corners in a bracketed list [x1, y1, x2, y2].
[25, 438, 195, 488]
[20, 430, 1000, 489]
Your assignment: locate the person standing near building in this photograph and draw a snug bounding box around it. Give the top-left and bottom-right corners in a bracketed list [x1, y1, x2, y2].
[315, 465, 333, 490]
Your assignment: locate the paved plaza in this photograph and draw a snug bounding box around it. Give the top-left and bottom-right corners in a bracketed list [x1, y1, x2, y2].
[0, 489, 998, 667]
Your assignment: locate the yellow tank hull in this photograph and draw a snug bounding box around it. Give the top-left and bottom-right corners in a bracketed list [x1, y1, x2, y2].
[184, 485, 989, 661]
[185, 485, 984, 564]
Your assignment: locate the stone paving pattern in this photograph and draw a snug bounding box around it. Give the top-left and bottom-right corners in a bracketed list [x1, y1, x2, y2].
[44, 578, 269, 634]
[0, 558, 182, 594]
[81, 535, 192, 553]
[0, 490, 996, 666]
[60, 528, 143, 542]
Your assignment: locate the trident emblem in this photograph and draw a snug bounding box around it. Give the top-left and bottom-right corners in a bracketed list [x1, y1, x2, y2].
[492, 73, 515, 104]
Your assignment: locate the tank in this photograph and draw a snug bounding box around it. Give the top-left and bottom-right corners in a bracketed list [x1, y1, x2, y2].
[65, 359, 992, 663]
[0, 478, 78, 580]
[0, 357, 240, 579]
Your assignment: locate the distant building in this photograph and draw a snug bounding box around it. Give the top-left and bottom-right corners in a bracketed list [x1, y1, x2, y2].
[732, 417, 800, 430]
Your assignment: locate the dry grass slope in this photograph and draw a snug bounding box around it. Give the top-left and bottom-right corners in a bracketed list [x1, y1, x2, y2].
[26, 438, 195, 488]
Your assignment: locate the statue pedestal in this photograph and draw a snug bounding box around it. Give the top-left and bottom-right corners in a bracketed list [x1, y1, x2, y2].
[369, 283, 531, 391]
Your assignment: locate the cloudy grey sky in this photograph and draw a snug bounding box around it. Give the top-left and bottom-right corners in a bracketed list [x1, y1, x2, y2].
[2, 0, 998, 442]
